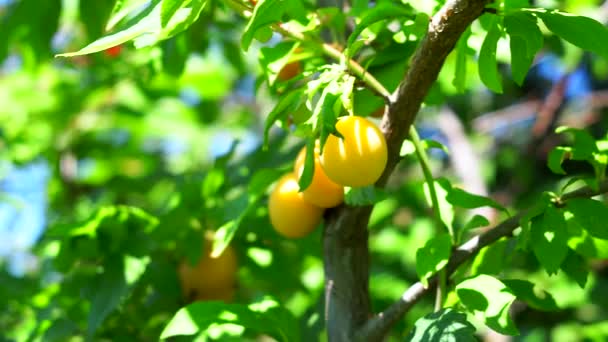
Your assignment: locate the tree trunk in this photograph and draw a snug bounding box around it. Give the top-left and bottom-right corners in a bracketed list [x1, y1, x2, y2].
[323, 206, 373, 341]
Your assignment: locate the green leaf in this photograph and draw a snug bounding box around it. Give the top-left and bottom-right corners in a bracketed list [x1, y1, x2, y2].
[58, 0, 207, 56]
[161, 0, 183, 27]
[567, 215, 608, 259]
[502, 279, 559, 311]
[160, 0, 183, 27]
[344, 186, 386, 206]
[534, 10, 608, 59]
[470, 238, 509, 276]
[298, 140, 315, 192]
[530, 206, 569, 275]
[107, 0, 149, 30]
[249, 168, 287, 198]
[422, 139, 449, 155]
[556, 126, 598, 161]
[423, 179, 454, 231]
[241, 0, 286, 51]
[405, 308, 477, 342]
[547, 147, 571, 175]
[79, 0, 117, 39]
[254, 26, 274, 43]
[453, 28, 472, 93]
[459, 214, 491, 245]
[518, 193, 553, 250]
[566, 198, 608, 239]
[446, 187, 507, 212]
[345, 2, 414, 57]
[555, 126, 599, 165]
[504, 12, 543, 85]
[566, 215, 597, 257]
[478, 16, 503, 93]
[210, 220, 238, 259]
[211, 170, 275, 258]
[508, 36, 534, 86]
[259, 41, 300, 86]
[47, 206, 158, 239]
[202, 168, 225, 199]
[400, 140, 416, 157]
[0, 0, 61, 62]
[48, 206, 117, 238]
[58, 2, 159, 56]
[560, 250, 589, 288]
[350, 0, 369, 16]
[161, 33, 189, 76]
[160, 297, 300, 342]
[263, 89, 304, 148]
[416, 233, 452, 287]
[505, 0, 529, 9]
[211, 166, 279, 257]
[462, 214, 490, 233]
[456, 275, 518, 335]
[155, 0, 209, 42]
[87, 255, 149, 338]
[313, 80, 342, 146]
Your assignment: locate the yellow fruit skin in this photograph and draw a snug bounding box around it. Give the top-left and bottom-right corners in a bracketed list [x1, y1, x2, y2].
[178, 241, 238, 302]
[268, 173, 324, 238]
[320, 116, 388, 187]
[294, 144, 344, 208]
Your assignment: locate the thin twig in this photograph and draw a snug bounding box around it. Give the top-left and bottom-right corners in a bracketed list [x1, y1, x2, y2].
[532, 75, 568, 137]
[409, 127, 450, 311]
[273, 25, 391, 100]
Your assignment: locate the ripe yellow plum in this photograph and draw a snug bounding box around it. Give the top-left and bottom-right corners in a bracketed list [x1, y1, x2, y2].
[178, 239, 238, 302]
[320, 116, 388, 187]
[294, 143, 344, 208]
[268, 173, 324, 238]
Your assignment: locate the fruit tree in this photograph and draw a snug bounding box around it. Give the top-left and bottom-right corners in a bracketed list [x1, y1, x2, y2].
[2, 0, 608, 341]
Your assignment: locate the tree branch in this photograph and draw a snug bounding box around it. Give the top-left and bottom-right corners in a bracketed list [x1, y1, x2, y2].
[377, 0, 492, 186]
[319, 0, 490, 340]
[274, 25, 391, 100]
[357, 179, 608, 340]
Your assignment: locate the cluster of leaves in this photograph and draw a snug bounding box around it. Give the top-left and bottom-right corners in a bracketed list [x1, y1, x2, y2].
[402, 129, 608, 338]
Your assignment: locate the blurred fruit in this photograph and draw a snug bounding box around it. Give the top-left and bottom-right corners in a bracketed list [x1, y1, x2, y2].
[320, 116, 388, 187]
[278, 61, 302, 81]
[294, 143, 344, 208]
[268, 173, 324, 238]
[178, 238, 238, 302]
[194, 287, 235, 302]
[104, 45, 123, 58]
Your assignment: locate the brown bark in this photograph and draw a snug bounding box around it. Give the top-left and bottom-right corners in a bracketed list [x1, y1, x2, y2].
[323, 206, 373, 341]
